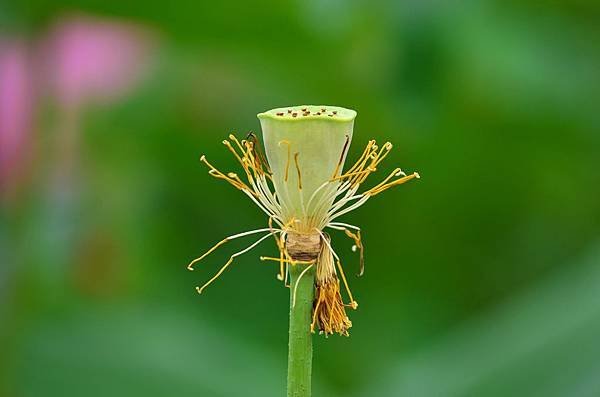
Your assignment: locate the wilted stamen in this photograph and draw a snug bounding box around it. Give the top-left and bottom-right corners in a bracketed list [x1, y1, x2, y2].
[343, 229, 364, 276]
[311, 234, 354, 336]
[317, 229, 357, 307]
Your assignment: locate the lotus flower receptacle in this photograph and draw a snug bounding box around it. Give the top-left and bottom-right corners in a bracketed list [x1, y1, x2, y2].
[258, 105, 356, 233]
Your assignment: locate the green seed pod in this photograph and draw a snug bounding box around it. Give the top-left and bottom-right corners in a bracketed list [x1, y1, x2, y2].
[258, 105, 356, 232]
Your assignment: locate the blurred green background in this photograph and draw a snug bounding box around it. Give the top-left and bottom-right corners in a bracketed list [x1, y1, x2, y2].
[1, 1, 599, 396]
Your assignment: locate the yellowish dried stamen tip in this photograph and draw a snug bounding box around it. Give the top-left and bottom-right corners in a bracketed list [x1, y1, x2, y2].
[312, 279, 353, 337]
[311, 233, 356, 337]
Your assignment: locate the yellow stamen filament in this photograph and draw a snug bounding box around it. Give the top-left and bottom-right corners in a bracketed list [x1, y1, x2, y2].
[365, 167, 404, 194]
[292, 264, 314, 308]
[329, 167, 375, 182]
[343, 229, 364, 276]
[316, 229, 356, 307]
[269, 216, 286, 281]
[188, 239, 228, 271]
[187, 227, 278, 271]
[196, 231, 276, 294]
[311, 288, 323, 332]
[228, 134, 246, 155]
[223, 140, 245, 165]
[278, 235, 286, 281]
[312, 279, 352, 336]
[335, 260, 357, 309]
[345, 140, 375, 175]
[260, 256, 315, 265]
[368, 172, 420, 196]
[200, 155, 256, 196]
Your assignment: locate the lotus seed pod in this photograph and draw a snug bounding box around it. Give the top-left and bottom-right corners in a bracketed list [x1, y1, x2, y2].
[258, 105, 356, 231]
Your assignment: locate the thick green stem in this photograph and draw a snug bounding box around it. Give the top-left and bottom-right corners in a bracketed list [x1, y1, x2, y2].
[287, 264, 315, 397]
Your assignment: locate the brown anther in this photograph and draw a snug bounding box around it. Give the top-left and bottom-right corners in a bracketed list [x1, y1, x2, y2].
[301, 108, 307, 111]
[315, 112, 321, 115]
[328, 114, 334, 117]
[292, 113, 298, 117]
[332, 111, 337, 114]
[276, 112, 284, 116]
[287, 109, 292, 113]
[321, 108, 326, 112]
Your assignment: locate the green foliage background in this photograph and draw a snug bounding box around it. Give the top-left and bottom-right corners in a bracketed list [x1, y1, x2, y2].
[2, 1, 599, 396]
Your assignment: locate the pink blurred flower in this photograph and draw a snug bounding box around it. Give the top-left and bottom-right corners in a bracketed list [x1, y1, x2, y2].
[43, 14, 155, 108]
[0, 39, 34, 199]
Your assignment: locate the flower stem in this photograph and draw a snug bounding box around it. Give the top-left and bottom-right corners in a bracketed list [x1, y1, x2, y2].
[287, 263, 315, 397]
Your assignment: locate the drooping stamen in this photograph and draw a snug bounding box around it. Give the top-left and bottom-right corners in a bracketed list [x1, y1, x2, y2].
[196, 231, 277, 294]
[344, 229, 364, 277]
[327, 222, 361, 231]
[316, 229, 357, 307]
[187, 227, 280, 271]
[268, 216, 286, 281]
[311, 236, 353, 336]
[325, 223, 365, 275]
[292, 263, 314, 308]
[311, 287, 323, 332]
[278, 234, 286, 281]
